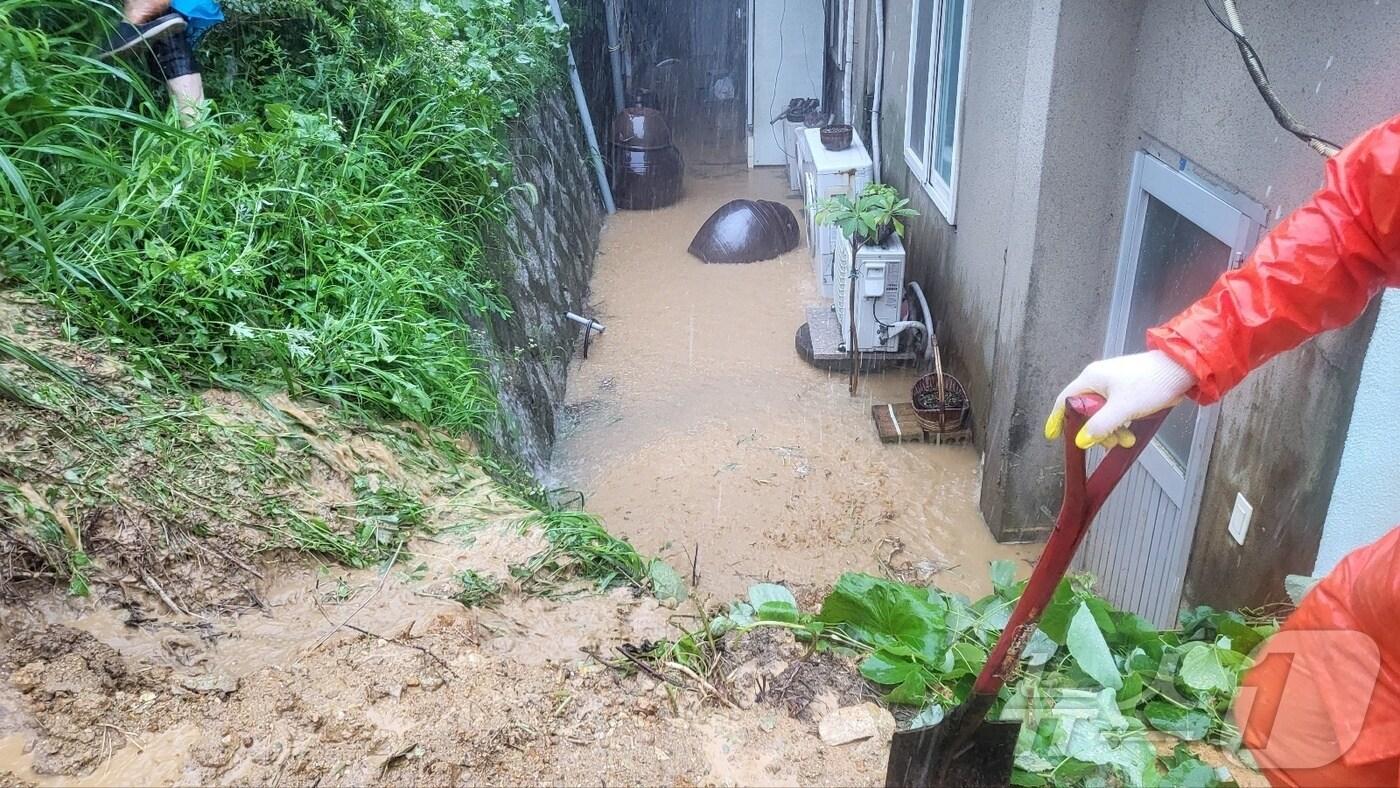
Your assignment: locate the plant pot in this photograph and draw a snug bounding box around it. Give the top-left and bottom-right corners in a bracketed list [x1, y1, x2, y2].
[820, 124, 853, 151]
[871, 221, 895, 246]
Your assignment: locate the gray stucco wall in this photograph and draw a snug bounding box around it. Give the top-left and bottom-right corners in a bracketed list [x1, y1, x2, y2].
[852, 0, 1399, 608]
[1111, 0, 1398, 610]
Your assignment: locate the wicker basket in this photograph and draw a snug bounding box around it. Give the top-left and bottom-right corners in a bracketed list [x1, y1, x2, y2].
[912, 343, 969, 435]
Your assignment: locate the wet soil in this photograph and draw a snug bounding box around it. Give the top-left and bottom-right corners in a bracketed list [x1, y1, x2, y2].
[0, 556, 893, 787]
[552, 164, 1034, 601]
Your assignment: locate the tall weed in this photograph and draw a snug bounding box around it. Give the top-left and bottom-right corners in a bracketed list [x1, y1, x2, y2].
[0, 0, 564, 432]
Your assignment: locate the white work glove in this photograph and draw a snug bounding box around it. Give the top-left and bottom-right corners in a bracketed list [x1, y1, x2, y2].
[1043, 350, 1196, 449]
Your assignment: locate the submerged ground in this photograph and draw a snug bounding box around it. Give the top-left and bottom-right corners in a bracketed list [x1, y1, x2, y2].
[552, 163, 1032, 602]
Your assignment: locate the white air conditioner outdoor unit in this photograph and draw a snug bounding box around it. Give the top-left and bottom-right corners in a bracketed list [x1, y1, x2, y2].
[800, 127, 872, 297]
[832, 232, 906, 353]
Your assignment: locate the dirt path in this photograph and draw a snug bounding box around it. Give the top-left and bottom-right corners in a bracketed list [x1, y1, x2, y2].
[552, 165, 1033, 601]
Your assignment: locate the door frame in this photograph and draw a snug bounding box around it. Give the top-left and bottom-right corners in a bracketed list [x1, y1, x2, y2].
[746, 0, 755, 167]
[1102, 152, 1263, 597]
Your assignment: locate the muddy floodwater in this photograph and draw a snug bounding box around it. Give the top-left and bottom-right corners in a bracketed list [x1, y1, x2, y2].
[552, 164, 1033, 601]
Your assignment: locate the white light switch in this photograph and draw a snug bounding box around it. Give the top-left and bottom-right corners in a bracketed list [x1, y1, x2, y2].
[1228, 493, 1253, 545]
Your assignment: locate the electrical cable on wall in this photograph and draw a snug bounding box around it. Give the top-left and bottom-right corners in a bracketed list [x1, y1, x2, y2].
[1204, 0, 1341, 157]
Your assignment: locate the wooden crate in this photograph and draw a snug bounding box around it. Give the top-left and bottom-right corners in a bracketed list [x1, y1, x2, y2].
[872, 403, 972, 444]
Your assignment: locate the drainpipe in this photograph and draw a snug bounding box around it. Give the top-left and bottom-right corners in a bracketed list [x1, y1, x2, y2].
[841, 0, 855, 123]
[604, 0, 626, 113]
[548, 0, 617, 213]
[870, 0, 885, 183]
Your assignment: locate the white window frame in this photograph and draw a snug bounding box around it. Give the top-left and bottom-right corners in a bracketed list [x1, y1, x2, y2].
[903, 0, 971, 224]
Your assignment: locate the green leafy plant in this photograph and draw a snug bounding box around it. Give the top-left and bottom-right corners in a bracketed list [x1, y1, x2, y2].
[704, 566, 1270, 786]
[453, 569, 504, 608]
[815, 182, 918, 243]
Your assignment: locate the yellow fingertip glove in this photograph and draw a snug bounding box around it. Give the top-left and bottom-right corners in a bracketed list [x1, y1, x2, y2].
[1044, 407, 1065, 440]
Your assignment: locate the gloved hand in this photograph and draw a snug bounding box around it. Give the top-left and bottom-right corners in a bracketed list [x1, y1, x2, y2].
[1043, 350, 1196, 449]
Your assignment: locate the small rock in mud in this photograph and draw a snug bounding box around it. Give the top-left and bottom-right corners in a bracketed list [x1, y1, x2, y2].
[191, 737, 238, 769]
[9, 661, 45, 692]
[818, 703, 893, 746]
[177, 673, 239, 695]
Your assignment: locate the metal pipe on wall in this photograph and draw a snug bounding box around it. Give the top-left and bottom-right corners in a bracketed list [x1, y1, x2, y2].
[604, 0, 626, 113]
[871, 0, 885, 183]
[547, 0, 617, 214]
[841, 0, 855, 123]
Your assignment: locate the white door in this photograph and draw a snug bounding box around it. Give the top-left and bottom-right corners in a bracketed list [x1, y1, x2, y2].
[748, 0, 824, 166]
[1076, 152, 1263, 627]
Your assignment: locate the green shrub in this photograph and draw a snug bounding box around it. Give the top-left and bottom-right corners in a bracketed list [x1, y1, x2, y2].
[0, 0, 564, 432]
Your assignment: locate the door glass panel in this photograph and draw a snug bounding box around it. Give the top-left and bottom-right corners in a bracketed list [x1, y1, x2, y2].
[1124, 195, 1232, 468]
[931, 0, 965, 182]
[906, 0, 937, 162]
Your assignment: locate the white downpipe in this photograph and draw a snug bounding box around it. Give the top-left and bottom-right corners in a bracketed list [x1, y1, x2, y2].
[603, 0, 626, 113]
[841, 0, 855, 123]
[870, 0, 885, 183]
[547, 0, 616, 214]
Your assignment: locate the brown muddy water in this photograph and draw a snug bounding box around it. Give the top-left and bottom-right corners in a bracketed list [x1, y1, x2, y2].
[552, 165, 1033, 601]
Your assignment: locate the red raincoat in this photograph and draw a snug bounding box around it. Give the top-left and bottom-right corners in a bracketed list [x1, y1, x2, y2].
[1147, 114, 1400, 786]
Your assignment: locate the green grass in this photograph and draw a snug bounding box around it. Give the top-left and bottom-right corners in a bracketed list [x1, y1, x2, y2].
[513, 509, 650, 593]
[453, 569, 505, 608]
[0, 0, 564, 434]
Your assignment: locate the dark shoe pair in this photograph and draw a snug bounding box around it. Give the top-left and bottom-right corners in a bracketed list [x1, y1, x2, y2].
[98, 12, 186, 60]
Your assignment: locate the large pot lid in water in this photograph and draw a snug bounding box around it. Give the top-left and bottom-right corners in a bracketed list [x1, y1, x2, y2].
[612, 106, 673, 150]
[687, 199, 800, 264]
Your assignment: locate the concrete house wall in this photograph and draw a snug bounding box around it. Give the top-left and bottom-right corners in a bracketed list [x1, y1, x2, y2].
[847, 0, 1400, 610]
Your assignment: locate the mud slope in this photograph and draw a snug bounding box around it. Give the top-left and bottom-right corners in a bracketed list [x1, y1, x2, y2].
[0, 294, 889, 786]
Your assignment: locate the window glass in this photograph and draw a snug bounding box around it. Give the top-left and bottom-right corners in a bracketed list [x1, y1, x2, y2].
[906, 0, 937, 163]
[1125, 195, 1232, 467]
[931, 0, 965, 183]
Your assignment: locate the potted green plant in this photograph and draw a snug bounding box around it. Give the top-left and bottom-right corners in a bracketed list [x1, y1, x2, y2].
[814, 182, 918, 247]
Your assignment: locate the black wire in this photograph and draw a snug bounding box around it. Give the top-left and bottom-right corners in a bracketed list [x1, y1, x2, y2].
[1201, 0, 1342, 153]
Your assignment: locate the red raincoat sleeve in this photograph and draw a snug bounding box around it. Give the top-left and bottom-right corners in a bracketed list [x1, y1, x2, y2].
[1146, 114, 1400, 403]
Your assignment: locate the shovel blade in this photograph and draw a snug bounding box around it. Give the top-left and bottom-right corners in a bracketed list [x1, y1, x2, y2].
[885, 719, 1020, 788]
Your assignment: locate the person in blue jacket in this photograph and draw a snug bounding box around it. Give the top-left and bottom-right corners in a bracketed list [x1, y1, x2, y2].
[98, 1, 224, 124]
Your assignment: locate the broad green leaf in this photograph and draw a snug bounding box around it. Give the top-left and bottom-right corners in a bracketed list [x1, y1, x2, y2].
[990, 559, 1018, 598]
[885, 670, 928, 705]
[1067, 602, 1122, 689]
[818, 573, 947, 659]
[860, 649, 923, 685]
[1179, 643, 1233, 695]
[1023, 628, 1058, 667]
[748, 583, 800, 623]
[748, 582, 797, 609]
[1037, 580, 1079, 644]
[1161, 744, 1227, 787]
[725, 601, 755, 628]
[907, 704, 945, 728]
[648, 559, 686, 602]
[1142, 700, 1212, 741]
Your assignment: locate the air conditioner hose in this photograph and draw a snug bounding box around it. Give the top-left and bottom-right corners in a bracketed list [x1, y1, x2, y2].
[1213, 0, 1340, 157]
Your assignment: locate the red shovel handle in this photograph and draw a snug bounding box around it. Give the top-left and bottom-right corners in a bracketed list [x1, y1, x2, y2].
[973, 394, 1168, 694]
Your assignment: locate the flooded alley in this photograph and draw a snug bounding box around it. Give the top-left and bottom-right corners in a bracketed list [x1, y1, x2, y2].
[552, 163, 1031, 600]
